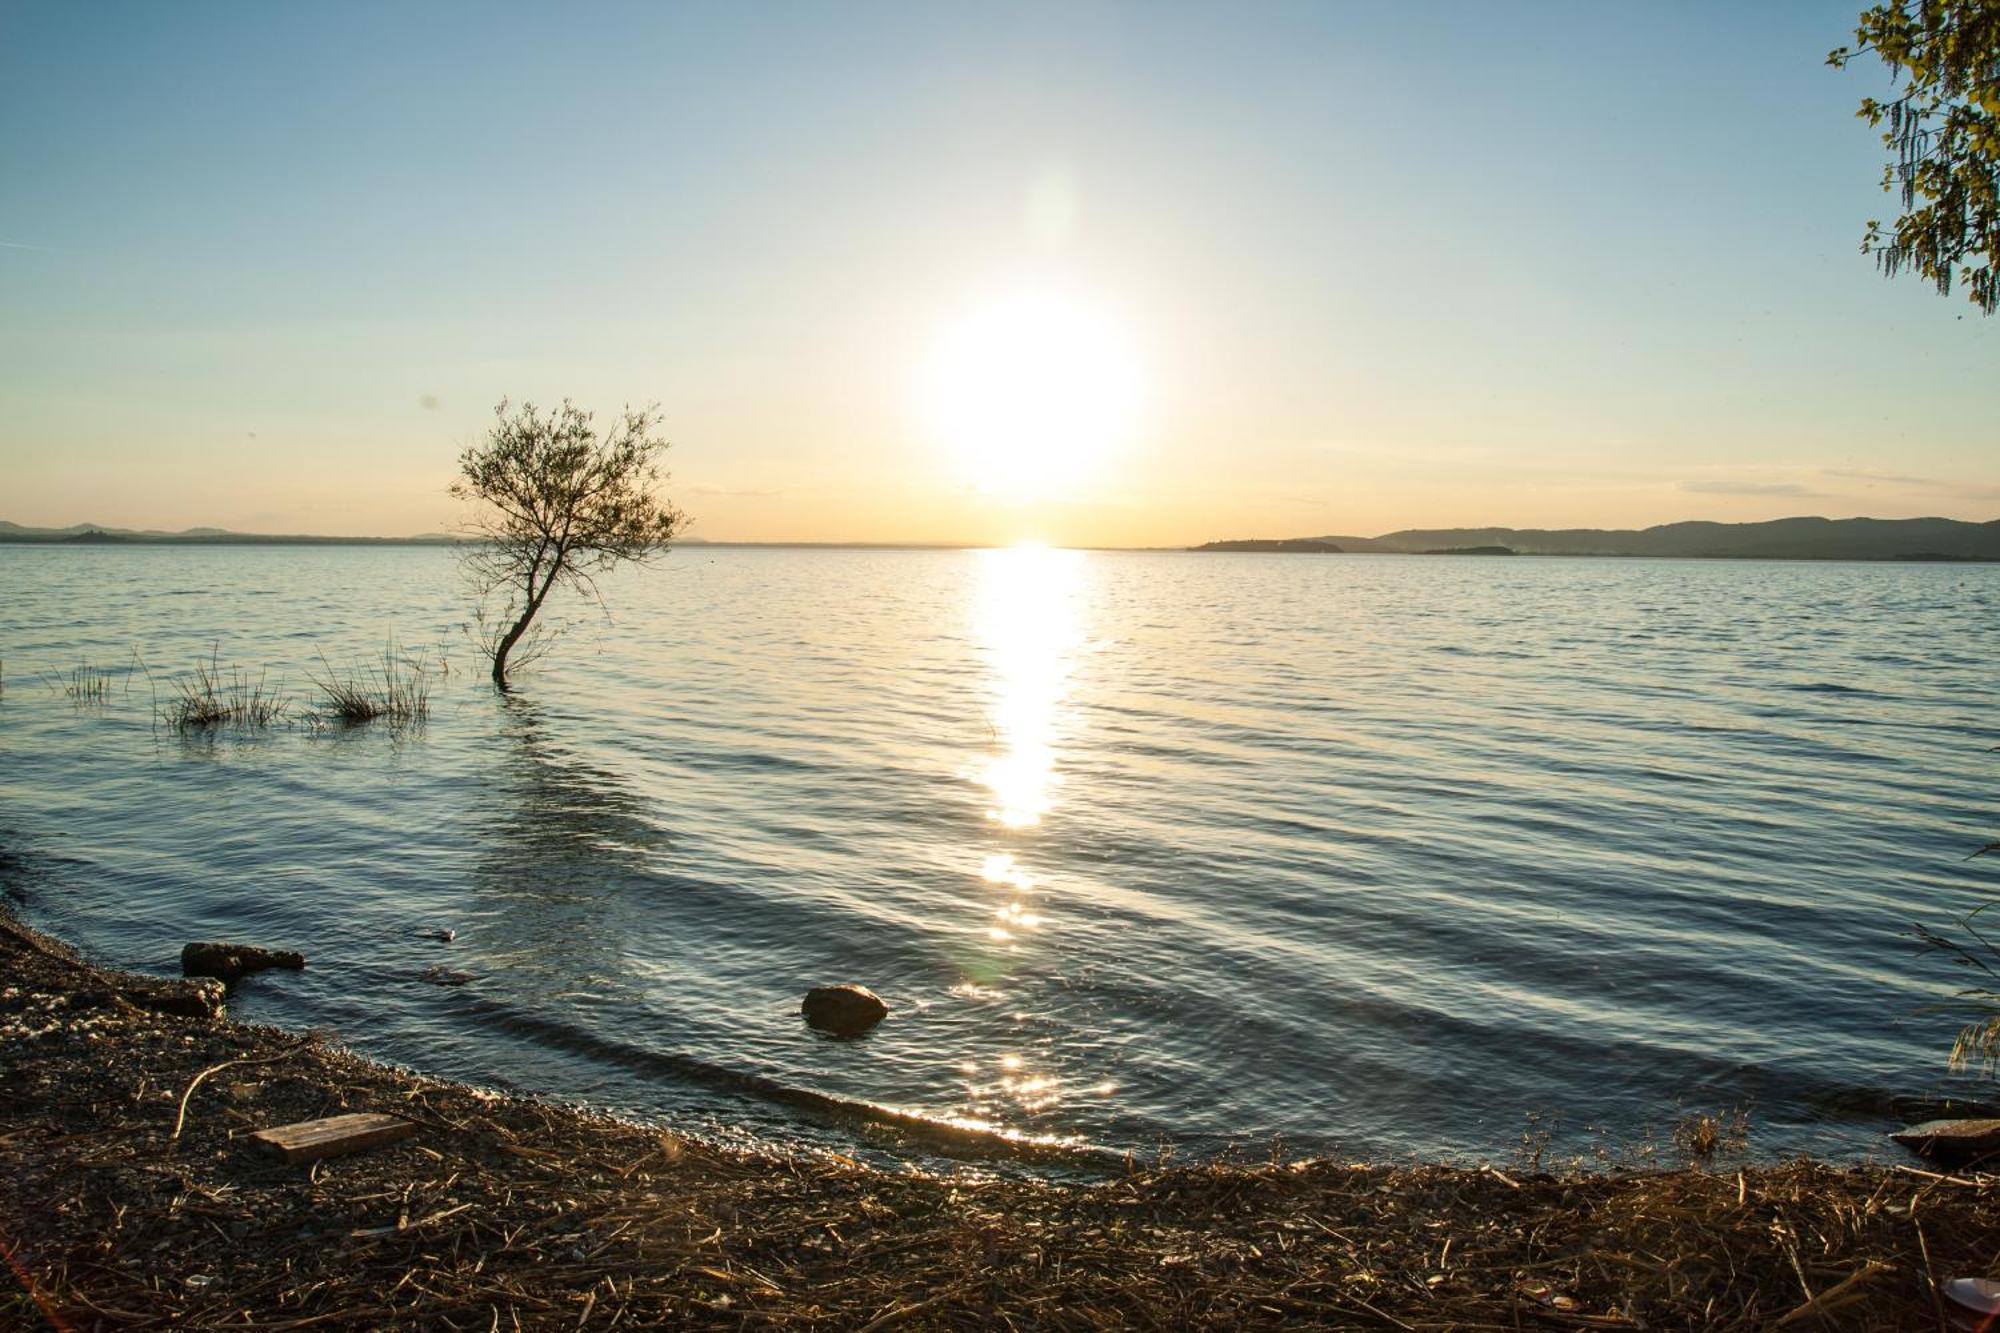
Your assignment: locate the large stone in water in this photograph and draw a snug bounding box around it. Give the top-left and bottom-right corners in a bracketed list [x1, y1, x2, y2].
[801, 984, 888, 1037]
[181, 941, 306, 984]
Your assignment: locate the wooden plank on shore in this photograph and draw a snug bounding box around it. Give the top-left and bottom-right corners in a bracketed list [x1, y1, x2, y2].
[1888, 1117, 2000, 1168]
[250, 1112, 418, 1164]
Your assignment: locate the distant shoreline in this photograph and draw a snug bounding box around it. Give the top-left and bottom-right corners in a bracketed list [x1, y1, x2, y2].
[1190, 515, 2000, 562]
[4, 535, 1996, 561]
[1182, 547, 1999, 563]
[5, 512, 2000, 561]
[0, 533, 460, 547]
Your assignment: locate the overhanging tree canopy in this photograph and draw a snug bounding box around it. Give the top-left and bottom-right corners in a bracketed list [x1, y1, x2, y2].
[1829, 0, 2000, 313]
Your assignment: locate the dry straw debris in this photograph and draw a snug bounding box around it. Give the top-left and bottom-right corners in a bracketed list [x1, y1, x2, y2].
[2, 910, 1995, 1330]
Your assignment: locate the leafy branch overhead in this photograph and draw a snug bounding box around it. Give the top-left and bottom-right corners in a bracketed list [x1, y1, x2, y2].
[1829, 1, 2000, 313]
[452, 398, 686, 689]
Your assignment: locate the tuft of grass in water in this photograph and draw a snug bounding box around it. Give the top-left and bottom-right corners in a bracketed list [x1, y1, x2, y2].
[1513, 1110, 1560, 1174]
[163, 653, 289, 731]
[308, 646, 431, 725]
[1673, 1108, 1749, 1159]
[1951, 1013, 2000, 1072]
[1915, 891, 2000, 1075]
[49, 661, 114, 704]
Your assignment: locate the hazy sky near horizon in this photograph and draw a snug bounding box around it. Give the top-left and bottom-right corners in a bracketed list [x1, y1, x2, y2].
[2, 1, 1995, 546]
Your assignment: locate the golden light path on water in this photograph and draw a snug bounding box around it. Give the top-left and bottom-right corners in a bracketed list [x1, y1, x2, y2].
[950, 544, 1117, 1133]
[974, 543, 1081, 832]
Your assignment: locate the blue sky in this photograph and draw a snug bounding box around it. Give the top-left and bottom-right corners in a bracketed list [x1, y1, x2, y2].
[1, 1, 1993, 543]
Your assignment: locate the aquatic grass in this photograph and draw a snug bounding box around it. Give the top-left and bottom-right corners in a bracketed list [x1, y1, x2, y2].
[48, 661, 115, 704]
[307, 646, 432, 725]
[1915, 744, 2000, 1074]
[1920, 905, 2000, 1074]
[1672, 1107, 1749, 1159]
[162, 653, 290, 731]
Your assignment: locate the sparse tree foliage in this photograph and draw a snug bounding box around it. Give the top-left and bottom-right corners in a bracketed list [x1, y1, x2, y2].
[453, 399, 686, 689]
[1829, 1, 2000, 313]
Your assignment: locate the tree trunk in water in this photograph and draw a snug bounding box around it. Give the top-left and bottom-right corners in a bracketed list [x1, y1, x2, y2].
[490, 603, 537, 690]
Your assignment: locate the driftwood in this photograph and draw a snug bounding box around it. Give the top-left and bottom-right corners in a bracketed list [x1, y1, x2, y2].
[250, 1112, 419, 1163]
[181, 940, 306, 983]
[1889, 1117, 2000, 1167]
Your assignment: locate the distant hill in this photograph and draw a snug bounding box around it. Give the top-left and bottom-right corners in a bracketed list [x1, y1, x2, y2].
[1190, 538, 1344, 553]
[0, 520, 455, 546]
[9, 514, 1999, 559]
[1241, 517, 2000, 561]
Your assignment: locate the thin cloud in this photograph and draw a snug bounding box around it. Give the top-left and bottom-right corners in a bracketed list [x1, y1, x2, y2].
[1824, 468, 2000, 500]
[1825, 468, 1938, 487]
[689, 485, 783, 498]
[1680, 480, 1826, 497]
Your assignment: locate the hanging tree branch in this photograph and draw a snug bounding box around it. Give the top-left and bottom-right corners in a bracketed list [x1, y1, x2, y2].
[1829, 1, 2000, 313]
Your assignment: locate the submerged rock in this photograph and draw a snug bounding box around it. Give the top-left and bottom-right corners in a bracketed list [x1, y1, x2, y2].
[180, 942, 306, 984]
[420, 966, 477, 987]
[801, 984, 888, 1037]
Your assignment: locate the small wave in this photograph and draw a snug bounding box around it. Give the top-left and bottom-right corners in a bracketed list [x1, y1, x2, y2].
[450, 993, 1118, 1167]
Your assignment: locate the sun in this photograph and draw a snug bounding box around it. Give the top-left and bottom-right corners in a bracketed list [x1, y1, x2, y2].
[920, 292, 1143, 500]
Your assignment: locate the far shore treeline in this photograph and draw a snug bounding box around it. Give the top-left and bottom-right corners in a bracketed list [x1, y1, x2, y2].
[5, 514, 2000, 561]
[1193, 515, 2000, 561]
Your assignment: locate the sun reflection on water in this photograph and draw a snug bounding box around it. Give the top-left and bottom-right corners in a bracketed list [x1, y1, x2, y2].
[972, 544, 1084, 830]
[952, 545, 1097, 1125]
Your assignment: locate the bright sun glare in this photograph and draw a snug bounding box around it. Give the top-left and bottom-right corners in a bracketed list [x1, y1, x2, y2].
[921, 292, 1143, 500]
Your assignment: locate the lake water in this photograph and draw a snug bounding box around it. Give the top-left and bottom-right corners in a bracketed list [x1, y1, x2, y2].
[1, 544, 1994, 1167]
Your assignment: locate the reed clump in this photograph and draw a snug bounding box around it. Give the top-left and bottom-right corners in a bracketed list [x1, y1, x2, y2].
[1673, 1107, 1750, 1159]
[162, 655, 289, 730]
[308, 647, 431, 725]
[52, 661, 115, 704]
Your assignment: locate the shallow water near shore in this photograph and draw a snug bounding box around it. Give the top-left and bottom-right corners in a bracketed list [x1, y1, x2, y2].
[0, 543, 1994, 1166]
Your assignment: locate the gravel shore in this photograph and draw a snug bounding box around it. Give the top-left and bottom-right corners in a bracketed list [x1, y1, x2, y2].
[3, 909, 1994, 1330]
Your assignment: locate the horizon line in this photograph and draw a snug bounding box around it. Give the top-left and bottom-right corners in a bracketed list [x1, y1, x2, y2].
[2, 512, 1997, 554]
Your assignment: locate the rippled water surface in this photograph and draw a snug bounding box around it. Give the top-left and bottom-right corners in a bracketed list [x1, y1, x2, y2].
[2, 545, 1995, 1165]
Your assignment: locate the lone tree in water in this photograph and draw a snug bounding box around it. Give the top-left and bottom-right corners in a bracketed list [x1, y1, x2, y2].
[1829, 1, 2000, 313]
[453, 399, 686, 689]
